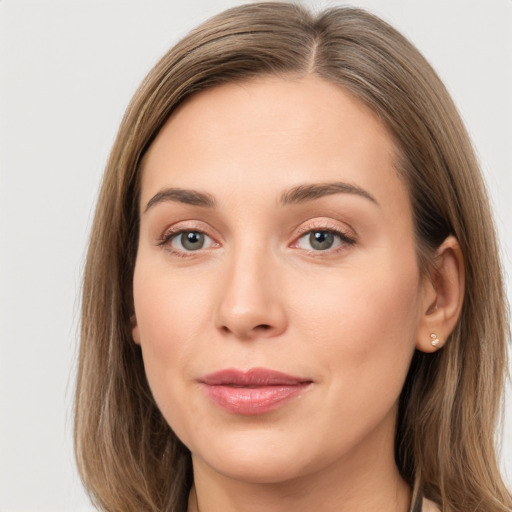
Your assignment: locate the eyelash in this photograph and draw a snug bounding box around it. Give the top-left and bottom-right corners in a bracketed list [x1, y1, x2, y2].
[157, 226, 218, 258]
[157, 222, 356, 257]
[292, 223, 356, 254]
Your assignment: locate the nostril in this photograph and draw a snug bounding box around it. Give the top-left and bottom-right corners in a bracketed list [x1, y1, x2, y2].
[220, 323, 273, 338]
[220, 323, 271, 336]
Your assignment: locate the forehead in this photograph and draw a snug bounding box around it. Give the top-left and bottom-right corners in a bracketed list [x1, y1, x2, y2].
[140, 75, 407, 214]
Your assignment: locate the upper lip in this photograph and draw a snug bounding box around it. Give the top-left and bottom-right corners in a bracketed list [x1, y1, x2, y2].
[200, 367, 312, 386]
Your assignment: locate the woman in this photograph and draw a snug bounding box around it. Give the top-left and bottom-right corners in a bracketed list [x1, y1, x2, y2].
[74, 3, 511, 511]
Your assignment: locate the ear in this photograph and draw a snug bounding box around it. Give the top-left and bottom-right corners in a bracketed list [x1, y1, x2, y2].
[131, 314, 141, 345]
[416, 236, 465, 353]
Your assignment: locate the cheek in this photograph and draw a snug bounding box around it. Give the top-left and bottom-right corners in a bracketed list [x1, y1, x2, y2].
[132, 263, 212, 410]
[294, 255, 421, 393]
[134, 257, 212, 341]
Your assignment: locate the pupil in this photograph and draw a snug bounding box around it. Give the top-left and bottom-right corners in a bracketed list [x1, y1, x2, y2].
[182, 232, 204, 250]
[310, 231, 334, 250]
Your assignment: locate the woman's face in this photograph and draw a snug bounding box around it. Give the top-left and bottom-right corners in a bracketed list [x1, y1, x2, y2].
[132, 76, 429, 484]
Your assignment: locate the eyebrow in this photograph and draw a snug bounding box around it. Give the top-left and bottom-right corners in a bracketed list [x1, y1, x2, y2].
[144, 187, 216, 212]
[144, 181, 378, 213]
[280, 182, 379, 206]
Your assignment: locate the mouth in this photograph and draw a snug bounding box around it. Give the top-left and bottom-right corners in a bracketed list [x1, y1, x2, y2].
[199, 367, 313, 415]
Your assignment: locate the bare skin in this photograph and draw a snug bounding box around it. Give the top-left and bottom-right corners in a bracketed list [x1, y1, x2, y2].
[132, 75, 463, 512]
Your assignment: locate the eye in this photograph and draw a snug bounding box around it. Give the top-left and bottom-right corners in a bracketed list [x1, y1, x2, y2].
[169, 230, 215, 251]
[295, 229, 355, 251]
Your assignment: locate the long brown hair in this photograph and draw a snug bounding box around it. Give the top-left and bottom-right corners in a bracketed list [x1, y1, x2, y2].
[75, 3, 511, 511]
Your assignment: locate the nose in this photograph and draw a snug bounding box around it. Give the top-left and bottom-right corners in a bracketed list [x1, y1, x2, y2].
[214, 248, 288, 340]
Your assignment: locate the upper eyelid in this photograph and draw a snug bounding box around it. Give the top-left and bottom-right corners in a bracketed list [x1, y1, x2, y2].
[292, 218, 356, 238]
[160, 220, 219, 238]
[295, 223, 347, 235]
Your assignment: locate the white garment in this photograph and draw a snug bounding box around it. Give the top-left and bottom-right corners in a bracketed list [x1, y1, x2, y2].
[423, 497, 441, 511]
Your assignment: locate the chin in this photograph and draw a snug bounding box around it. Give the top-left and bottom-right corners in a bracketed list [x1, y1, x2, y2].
[197, 449, 314, 485]
[188, 425, 332, 485]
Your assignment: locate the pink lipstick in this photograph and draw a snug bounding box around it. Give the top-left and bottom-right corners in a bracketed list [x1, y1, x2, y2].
[199, 368, 312, 415]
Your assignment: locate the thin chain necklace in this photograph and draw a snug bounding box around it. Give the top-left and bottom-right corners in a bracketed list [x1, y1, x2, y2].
[194, 485, 200, 512]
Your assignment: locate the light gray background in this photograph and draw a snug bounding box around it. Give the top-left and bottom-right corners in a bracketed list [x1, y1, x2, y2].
[1, 1, 510, 510]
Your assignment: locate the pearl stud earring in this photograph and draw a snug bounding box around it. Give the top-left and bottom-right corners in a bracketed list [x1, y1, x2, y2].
[430, 333, 441, 347]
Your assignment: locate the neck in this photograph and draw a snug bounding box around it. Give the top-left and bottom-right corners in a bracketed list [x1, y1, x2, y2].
[187, 415, 411, 512]
[189, 464, 410, 512]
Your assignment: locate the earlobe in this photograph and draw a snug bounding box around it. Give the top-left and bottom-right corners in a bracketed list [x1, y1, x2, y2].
[131, 314, 141, 345]
[416, 236, 465, 353]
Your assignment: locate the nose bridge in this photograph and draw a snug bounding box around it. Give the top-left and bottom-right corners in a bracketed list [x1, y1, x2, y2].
[214, 238, 287, 339]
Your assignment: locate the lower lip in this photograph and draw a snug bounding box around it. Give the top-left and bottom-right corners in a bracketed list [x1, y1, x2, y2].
[201, 384, 311, 415]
